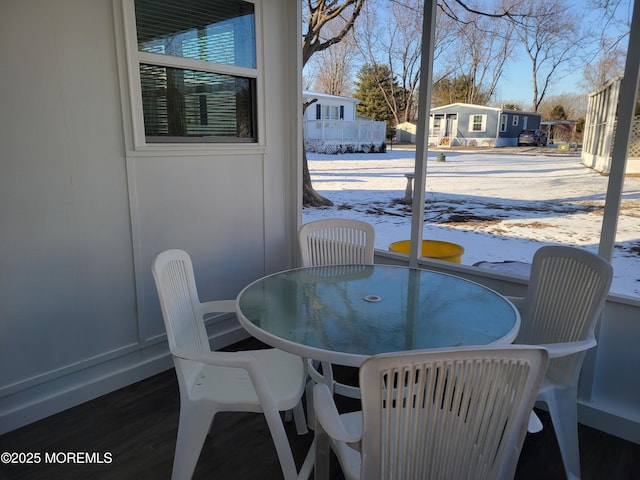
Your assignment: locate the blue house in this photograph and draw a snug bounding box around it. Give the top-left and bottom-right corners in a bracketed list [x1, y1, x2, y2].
[429, 103, 542, 147]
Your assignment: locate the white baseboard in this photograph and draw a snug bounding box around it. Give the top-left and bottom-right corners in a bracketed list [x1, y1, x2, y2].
[0, 321, 248, 434]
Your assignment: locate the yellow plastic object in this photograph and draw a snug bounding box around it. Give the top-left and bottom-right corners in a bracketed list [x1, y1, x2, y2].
[388, 240, 464, 263]
[557, 143, 570, 152]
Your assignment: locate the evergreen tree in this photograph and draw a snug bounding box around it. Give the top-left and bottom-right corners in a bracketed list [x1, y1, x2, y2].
[353, 64, 405, 136]
[503, 103, 522, 111]
[431, 74, 491, 107]
[549, 104, 568, 120]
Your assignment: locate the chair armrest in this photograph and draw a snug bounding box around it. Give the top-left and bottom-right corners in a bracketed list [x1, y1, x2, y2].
[171, 347, 258, 370]
[200, 299, 236, 315]
[313, 383, 361, 445]
[171, 347, 292, 415]
[539, 338, 597, 358]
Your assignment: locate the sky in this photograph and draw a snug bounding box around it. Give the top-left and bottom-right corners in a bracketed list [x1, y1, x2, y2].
[304, 0, 633, 112]
[302, 148, 640, 297]
[495, 1, 632, 106]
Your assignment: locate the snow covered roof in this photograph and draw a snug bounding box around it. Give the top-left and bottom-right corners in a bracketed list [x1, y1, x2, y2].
[430, 103, 539, 115]
[303, 90, 360, 104]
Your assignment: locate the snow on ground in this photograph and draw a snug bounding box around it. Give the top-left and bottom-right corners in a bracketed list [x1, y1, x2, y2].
[302, 148, 640, 297]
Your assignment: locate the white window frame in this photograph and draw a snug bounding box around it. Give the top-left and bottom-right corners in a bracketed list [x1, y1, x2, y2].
[512, 115, 519, 126]
[469, 114, 487, 133]
[322, 105, 340, 120]
[430, 115, 442, 136]
[119, 0, 266, 154]
[500, 114, 507, 133]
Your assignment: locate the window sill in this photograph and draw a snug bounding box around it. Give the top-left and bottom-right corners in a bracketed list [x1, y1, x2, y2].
[126, 142, 267, 157]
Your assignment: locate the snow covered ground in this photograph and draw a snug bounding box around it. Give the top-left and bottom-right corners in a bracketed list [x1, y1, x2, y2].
[302, 148, 640, 297]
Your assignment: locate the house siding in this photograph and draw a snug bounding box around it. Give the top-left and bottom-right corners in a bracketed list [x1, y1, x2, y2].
[429, 103, 541, 147]
[0, 0, 301, 433]
[303, 91, 358, 121]
[302, 91, 386, 153]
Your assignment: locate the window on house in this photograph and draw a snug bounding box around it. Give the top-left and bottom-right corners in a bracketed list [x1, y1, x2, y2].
[431, 116, 442, 135]
[500, 114, 507, 132]
[321, 105, 340, 120]
[133, 0, 258, 143]
[470, 114, 486, 132]
[512, 115, 519, 126]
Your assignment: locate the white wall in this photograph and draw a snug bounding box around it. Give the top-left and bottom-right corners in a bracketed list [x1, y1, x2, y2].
[302, 93, 358, 121]
[0, 0, 301, 433]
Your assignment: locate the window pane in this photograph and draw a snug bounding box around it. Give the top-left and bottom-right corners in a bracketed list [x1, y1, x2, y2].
[140, 64, 255, 142]
[471, 115, 483, 131]
[135, 0, 256, 68]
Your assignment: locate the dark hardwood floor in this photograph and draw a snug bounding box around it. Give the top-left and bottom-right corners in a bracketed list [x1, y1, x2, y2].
[1, 338, 638, 480]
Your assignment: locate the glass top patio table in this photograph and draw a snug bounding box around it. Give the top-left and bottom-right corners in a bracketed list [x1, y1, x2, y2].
[236, 264, 520, 367]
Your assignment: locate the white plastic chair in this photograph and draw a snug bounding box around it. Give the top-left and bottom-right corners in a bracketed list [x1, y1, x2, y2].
[151, 249, 310, 480]
[298, 218, 375, 268]
[313, 346, 548, 480]
[298, 219, 376, 424]
[509, 245, 613, 480]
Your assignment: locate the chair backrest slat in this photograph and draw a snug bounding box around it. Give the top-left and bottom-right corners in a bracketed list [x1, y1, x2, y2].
[516, 246, 613, 385]
[152, 250, 212, 389]
[358, 347, 548, 480]
[299, 219, 375, 267]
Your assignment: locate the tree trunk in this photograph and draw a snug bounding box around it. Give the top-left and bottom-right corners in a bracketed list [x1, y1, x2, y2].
[303, 149, 333, 207]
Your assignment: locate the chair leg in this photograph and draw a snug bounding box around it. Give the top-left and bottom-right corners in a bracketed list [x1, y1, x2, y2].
[305, 379, 316, 430]
[292, 401, 309, 435]
[528, 411, 543, 433]
[171, 403, 216, 480]
[314, 420, 331, 480]
[543, 387, 581, 480]
[299, 437, 316, 480]
[262, 407, 299, 480]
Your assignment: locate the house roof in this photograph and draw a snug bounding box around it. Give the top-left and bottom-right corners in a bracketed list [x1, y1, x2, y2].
[430, 102, 539, 115]
[303, 90, 360, 104]
[541, 120, 578, 125]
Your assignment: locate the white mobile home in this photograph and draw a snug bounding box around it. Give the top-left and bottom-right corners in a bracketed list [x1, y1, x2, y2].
[302, 90, 386, 153]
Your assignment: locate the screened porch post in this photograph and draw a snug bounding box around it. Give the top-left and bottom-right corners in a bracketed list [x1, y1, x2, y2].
[598, 0, 640, 261]
[409, 0, 437, 267]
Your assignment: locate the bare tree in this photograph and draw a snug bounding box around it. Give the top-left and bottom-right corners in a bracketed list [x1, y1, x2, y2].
[445, 2, 516, 105]
[578, 2, 631, 92]
[302, 0, 365, 207]
[538, 93, 588, 120]
[509, 0, 585, 112]
[303, 0, 365, 65]
[308, 27, 358, 96]
[587, 0, 632, 47]
[354, 0, 457, 125]
[582, 38, 626, 92]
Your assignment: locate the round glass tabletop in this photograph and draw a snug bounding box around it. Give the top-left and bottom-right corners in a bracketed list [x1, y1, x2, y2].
[236, 264, 520, 367]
